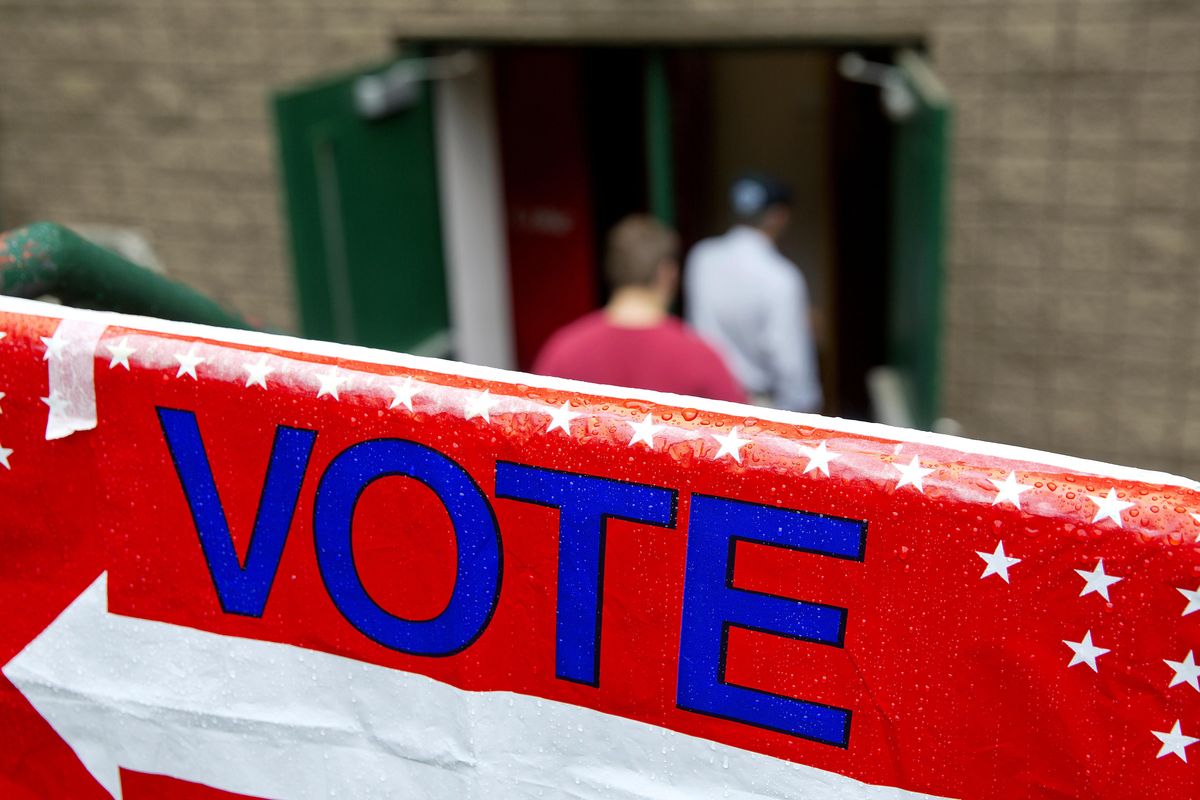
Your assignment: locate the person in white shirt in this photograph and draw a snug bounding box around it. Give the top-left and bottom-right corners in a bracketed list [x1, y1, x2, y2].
[684, 174, 823, 413]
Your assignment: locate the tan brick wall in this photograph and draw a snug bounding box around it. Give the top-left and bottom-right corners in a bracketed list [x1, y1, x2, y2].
[1, 0, 1199, 476]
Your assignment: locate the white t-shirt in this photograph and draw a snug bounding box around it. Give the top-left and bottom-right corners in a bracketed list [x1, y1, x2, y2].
[684, 226, 823, 413]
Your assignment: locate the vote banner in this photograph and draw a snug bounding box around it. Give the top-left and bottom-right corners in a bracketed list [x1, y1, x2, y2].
[0, 296, 1197, 799]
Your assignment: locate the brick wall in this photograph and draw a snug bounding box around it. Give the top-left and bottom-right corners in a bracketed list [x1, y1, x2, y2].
[1, 0, 1198, 476]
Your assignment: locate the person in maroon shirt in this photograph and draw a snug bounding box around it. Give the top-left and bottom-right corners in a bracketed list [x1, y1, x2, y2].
[533, 215, 747, 404]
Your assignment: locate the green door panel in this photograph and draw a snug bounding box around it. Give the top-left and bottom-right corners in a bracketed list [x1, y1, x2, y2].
[889, 49, 951, 431]
[273, 60, 450, 355]
[645, 50, 675, 226]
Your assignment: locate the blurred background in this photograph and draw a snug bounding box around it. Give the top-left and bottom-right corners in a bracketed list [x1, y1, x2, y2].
[0, 0, 1198, 476]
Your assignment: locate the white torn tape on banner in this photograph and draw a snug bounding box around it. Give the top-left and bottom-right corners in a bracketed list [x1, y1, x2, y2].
[43, 318, 104, 440]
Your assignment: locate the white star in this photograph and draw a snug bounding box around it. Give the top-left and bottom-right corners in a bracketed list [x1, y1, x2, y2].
[173, 347, 204, 380]
[1180, 585, 1200, 617]
[1087, 488, 1134, 527]
[464, 390, 499, 422]
[1191, 511, 1200, 525]
[977, 540, 1020, 583]
[0, 331, 6, 340]
[105, 337, 136, 370]
[1153, 720, 1198, 762]
[1063, 630, 1109, 672]
[989, 471, 1032, 509]
[1165, 651, 1200, 692]
[712, 426, 749, 463]
[40, 391, 69, 417]
[314, 368, 348, 400]
[798, 440, 838, 476]
[0, 443, 11, 470]
[389, 378, 420, 411]
[41, 332, 69, 361]
[893, 455, 934, 493]
[0, 391, 5, 414]
[243, 356, 273, 389]
[1074, 558, 1122, 601]
[628, 414, 663, 448]
[546, 401, 580, 434]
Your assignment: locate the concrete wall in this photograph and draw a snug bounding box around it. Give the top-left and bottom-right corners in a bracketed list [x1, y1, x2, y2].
[1, 0, 1198, 477]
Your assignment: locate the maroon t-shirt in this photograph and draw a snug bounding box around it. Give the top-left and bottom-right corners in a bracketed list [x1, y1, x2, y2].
[532, 311, 747, 403]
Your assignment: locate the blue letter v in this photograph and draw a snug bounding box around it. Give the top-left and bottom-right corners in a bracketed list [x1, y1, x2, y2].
[157, 408, 316, 617]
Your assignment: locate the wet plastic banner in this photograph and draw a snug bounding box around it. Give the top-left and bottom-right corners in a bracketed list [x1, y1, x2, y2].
[0, 296, 1198, 799]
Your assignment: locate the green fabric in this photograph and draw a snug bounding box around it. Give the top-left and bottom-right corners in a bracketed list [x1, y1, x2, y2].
[0, 222, 250, 329]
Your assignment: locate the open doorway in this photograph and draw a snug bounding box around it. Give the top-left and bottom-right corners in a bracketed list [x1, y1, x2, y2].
[492, 48, 653, 371]
[491, 44, 904, 421]
[665, 47, 895, 421]
[273, 41, 946, 426]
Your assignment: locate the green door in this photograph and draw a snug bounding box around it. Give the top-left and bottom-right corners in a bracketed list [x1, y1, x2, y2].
[888, 49, 951, 431]
[273, 59, 451, 356]
[644, 49, 675, 226]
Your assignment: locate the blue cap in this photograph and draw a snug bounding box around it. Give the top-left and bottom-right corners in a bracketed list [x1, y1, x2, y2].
[730, 173, 793, 218]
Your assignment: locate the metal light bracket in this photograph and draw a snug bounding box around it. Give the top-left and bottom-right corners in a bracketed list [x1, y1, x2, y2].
[354, 51, 478, 120]
[837, 52, 917, 122]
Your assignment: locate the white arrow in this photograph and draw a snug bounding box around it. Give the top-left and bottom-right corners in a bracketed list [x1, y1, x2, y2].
[3, 574, 947, 800]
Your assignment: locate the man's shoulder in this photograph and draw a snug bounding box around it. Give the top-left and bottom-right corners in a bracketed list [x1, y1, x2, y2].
[685, 235, 724, 265]
[661, 319, 747, 401]
[759, 250, 806, 289]
[661, 318, 726, 359]
[533, 312, 607, 369]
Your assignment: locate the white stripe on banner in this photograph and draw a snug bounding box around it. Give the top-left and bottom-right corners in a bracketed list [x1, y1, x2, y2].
[5, 574, 949, 800]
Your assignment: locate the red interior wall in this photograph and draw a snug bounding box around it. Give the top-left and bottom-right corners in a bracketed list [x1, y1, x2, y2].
[494, 50, 599, 371]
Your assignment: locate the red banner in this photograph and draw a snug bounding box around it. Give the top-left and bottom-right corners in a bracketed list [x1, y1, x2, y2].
[0, 296, 1197, 799]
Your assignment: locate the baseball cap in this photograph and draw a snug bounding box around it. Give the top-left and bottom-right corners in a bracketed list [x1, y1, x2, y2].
[730, 173, 793, 218]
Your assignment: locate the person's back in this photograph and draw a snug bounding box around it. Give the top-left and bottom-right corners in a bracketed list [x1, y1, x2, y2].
[533, 310, 744, 402]
[685, 175, 822, 413]
[533, 215, 746, 404]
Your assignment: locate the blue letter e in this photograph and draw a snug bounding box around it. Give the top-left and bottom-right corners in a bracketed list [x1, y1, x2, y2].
[677, 495, 866, 748]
